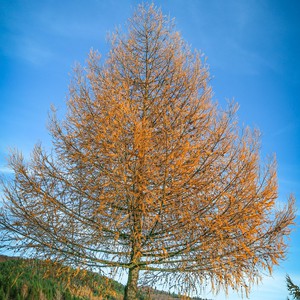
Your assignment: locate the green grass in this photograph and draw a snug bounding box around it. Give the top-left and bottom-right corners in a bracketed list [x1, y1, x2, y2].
[0, 257, 124, 300]
[0, 256, 213, 300]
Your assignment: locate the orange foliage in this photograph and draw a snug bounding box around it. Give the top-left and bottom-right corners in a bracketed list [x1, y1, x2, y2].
[0, 4, 295, 299]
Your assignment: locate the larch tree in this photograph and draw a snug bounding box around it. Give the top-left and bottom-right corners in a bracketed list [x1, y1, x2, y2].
[0, 4, 295, 300]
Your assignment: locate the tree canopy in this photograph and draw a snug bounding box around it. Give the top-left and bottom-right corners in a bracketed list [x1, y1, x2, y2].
[0, 4, 295, 300]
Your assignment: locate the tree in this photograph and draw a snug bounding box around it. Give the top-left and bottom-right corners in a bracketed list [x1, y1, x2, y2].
[0, 4, 295, 300]
[286, 275, 300, 300]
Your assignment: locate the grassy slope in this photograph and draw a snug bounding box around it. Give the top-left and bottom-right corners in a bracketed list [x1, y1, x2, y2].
[0, 255, 124, 300]
[0, 255, 213, 300]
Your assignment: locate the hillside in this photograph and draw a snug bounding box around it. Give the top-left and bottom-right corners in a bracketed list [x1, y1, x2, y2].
[0, 255, 213, 300]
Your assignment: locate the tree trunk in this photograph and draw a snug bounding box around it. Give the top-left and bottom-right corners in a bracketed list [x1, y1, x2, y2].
[124, 266, 140, 300]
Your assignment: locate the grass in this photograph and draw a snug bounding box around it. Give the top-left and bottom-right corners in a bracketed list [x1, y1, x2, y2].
[0, 255, 213, 300]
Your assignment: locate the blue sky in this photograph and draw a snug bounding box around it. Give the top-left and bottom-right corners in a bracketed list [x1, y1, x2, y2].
[0, 0, 299, 299]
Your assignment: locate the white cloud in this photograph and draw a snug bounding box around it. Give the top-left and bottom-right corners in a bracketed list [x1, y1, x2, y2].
[1, 32, 54, 66]
[17, 37, 54, 65]
[0, 166, 14, 175]
[198, 272, 290, 300]
[272, 123, 299, 137]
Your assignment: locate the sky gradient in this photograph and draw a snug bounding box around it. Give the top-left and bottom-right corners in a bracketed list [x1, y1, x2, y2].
[1, 1, 299, 299]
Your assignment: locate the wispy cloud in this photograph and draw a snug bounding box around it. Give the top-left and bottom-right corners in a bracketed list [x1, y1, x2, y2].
[272, 122, 298, 137]
[15, 36, 54, 65]
[208, 272, 291, 300]
[181, 0, 284, 76]
[1, 30, 54, 66]
[0, 166, 14, 175]
[35, 12, 105, 40]
[176, 268, 293, 300]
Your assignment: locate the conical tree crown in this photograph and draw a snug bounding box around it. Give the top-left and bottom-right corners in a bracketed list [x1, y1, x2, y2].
[0, 4, 295, 298]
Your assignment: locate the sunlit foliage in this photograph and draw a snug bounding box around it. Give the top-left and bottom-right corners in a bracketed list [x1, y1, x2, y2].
[0, 4, 295, 300]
